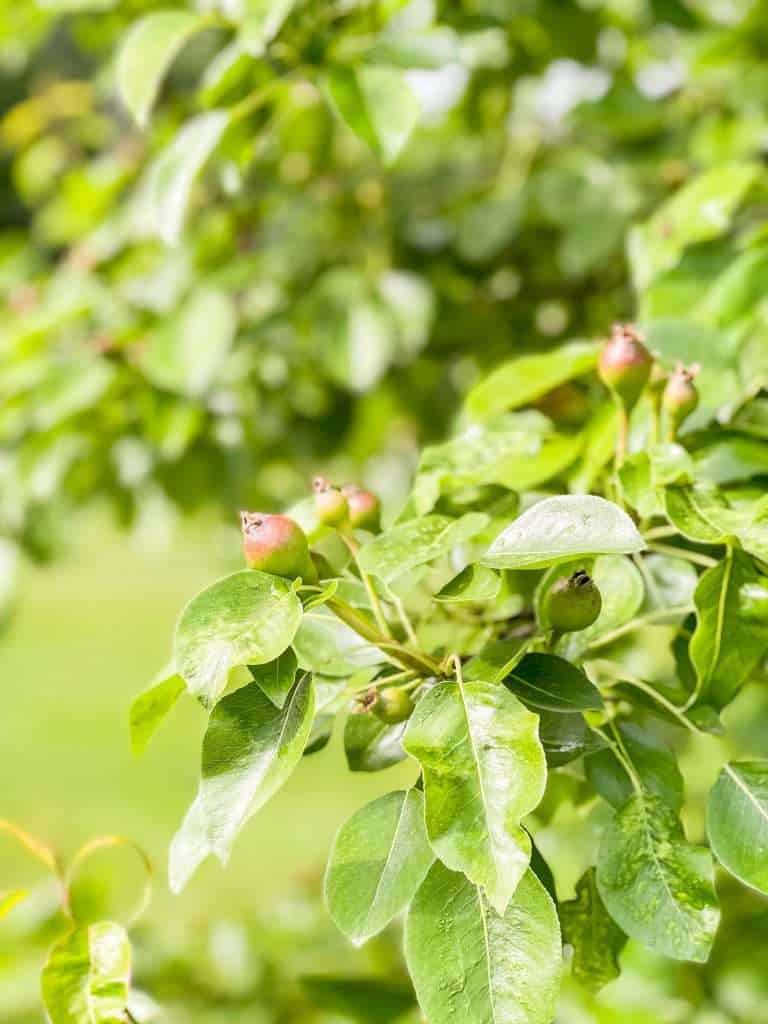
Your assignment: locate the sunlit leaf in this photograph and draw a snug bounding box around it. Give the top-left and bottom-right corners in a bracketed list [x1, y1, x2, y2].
[41, 921, 132, 1024]
[325, 789, 434, 945]
[403, 677, 546, 913]
[708, 761, 768, 895]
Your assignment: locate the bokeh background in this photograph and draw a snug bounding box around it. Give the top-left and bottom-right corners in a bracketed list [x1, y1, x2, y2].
[3, 0, 768, 1020]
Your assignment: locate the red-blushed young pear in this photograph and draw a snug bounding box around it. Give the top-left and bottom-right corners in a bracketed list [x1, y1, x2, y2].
[342, 484, 381, 531]
[240, 512, 317, 581]
[663, 362, 700, 437]
[598, 323, 653, 412]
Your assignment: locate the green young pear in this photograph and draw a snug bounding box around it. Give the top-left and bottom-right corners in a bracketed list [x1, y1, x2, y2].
[544, 569, 602, 633]
[372, 686, 414, 724]
[313, 476, 349, 527]
[240, 512, 317, 581]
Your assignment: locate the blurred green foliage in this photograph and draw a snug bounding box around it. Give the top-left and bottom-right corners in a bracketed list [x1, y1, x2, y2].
[4, 0, 768, 1021]
[2, 0, 767, 567]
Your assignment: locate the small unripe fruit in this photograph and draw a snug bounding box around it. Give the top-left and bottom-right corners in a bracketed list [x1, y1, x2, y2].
[598, 323, 653, 412]
[342, 484, 381, 531]
[663, 362, 699, 437]
[313, 476, 348, 527]
[240, 512, 317, 581]
[544, 570, 602, 634]
[372, 687, 414, 724]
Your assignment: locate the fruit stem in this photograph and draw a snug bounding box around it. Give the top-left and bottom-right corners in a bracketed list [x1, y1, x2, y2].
[326, 597, 441, 676]
[340, 534, 392, 638]
[616, 403, 629, 465]
[647, 542, 716, 568]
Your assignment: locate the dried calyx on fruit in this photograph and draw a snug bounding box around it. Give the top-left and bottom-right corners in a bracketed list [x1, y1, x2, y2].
[663, 362, 700, 438]
[240, 511, 317, 581]
[544, 569, 602, 634]
[342, 484, 381, 531]
[313, 476, 349, 527]
[598, 323, 653, 412]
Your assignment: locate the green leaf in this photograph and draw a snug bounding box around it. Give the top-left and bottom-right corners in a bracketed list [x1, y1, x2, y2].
[403, 677, 546, 913]
[435, 564, 501, 603]
[41, 921, 132, 1024]
[248, 647, 298, 709]
[596, 793, 720, 962]
[129, 665, 185, 756]
[708, 761, 768, 894]
[0, 889, 27, 920]
[325, 66, 419, 165]
[173, 570, 302, 706]
[344, 712, 408, 773]
[117, 11, 209, 127]
[694, 438, 768, 485]
[140, 110, 229, 245]
[561, 869, 626, 993]
[325, 789, 434, 945]
[585, 721, 684, 811]
[300, 976, 415, 1023]
[293, 611, 383, 676]
[508, 653, 603, 712]
[358, 513, 489, 584]
[169, 676, 314, 891]
[411, 413, 564, 514]
[628, 163, 759, 289]
[463, 637, 530, 683]
[465, 340, 600, 420]
[239, 0, 297, 55]
[537, 708, 595, 767]
[405, 863, 562, 1024]
[664, 483, 733, 544]
[690, 547, 768, 708]
[482, 495, 644, 571]
[141, 288, 237, 397]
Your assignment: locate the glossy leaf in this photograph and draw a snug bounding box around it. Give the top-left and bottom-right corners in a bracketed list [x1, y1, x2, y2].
[507, 653, 602, 712]
[129, 665, 185, 756]
[248, 647, 298, 708]
[586, 721, 683, 812]
[537, 709, 596, 767]
[561, 869, 626, 993]
[597, 793, 720, 962]
[169, 676, 314, 890]
[117, 11, 208, 126]
[41, 921, 132, 1024]
[358, 512, 488, 584]
[482, 495, 644, 571]
[628, 163, 759, 288]
[412, 415, 578, 515]
[690, 548, 768, 708]
[173, 570, 302, 706]
[293, 611, 383, 676]
[325, 66, 419, 165]
[435, 564, 501, 603]
[325, 789, 434, 945]
[464, 340, 600, 421]
[708, 761, 768, 894]
[403, 677, 546, 913]
[464, 637, 530, 683]
[405, 863, 562, 1024]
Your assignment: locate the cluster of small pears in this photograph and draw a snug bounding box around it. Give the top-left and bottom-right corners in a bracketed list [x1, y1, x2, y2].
[240, 478, 380, 583]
